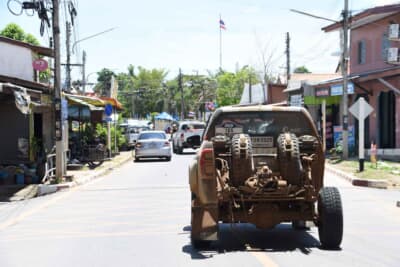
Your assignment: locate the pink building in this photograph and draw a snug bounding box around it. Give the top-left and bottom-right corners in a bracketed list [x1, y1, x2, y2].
[316, 4, 400, 156]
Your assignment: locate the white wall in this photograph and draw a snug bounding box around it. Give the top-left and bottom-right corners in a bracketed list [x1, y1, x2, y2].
[0, 42, 34, 81]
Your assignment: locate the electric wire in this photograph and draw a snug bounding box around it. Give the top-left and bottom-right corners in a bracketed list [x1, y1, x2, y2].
[7, 0, 23, 16]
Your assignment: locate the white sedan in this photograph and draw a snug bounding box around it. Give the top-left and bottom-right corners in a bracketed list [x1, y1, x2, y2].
[134, 131, 172, 161]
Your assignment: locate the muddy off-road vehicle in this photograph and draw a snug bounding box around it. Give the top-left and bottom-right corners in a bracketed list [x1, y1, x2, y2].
[189, 105, 343, 249]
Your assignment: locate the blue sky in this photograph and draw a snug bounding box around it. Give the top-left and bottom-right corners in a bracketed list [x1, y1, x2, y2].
[1, 0, 397, 83]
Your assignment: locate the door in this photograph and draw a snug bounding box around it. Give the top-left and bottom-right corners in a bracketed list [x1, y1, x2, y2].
[378, 91, 396, 148]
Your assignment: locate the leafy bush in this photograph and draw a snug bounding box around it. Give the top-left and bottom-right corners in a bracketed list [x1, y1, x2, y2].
[95, 123, 126, 152]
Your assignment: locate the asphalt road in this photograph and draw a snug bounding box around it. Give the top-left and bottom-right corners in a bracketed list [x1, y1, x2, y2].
[0, 150, 399, 267]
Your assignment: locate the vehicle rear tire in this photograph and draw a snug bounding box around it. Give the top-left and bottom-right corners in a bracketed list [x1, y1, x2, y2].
[172, 142, 177, 153]
[318, 187, 343, 249]
[177, 145, 183, 154]
[134, 157, 140, 162]
[166, 156, 171, 161]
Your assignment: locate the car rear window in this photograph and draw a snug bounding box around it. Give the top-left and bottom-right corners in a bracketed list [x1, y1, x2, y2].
[139, 132, 166, 140]
[182, 123, 205, 130]
[206, 111, 315, 139]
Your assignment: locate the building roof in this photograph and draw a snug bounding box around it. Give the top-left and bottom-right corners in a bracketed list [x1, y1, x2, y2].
[284, 73, 341, 92]
[0, 74, 52, 93]
[0, 36, 53, 57]
[322, 3, 400, 32]
[313, 66, 400, 88]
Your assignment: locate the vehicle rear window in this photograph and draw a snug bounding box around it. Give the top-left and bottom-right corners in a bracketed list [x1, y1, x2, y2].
[138, 132, 166, 140]
[192, 124, 205, 129]
[182, 124, 205, 130]
[206, 111, 315, 139]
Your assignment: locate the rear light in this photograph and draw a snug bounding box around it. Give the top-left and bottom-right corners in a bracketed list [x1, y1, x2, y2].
[135, 142, 142, 148]
[163, 141, 170, 147]
[199, 148, 214, 178]
[180, 133, 184, 140]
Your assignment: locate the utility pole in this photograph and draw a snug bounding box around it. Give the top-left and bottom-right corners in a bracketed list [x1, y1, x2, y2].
[341, 0, 349, 159]
[65, 21, 71, 91]
[179, 68, 184, 120]
[248, 76, 252, 103]
[53, 0, 65, 179]
[286, 32, 291, 81]
[82, 50, 86, 93]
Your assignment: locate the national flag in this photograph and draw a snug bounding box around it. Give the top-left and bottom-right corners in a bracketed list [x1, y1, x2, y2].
[219, 19, 226, 30]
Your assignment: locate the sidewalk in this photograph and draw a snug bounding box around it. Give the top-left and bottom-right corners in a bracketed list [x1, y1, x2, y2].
[325, 163, 389, 189]
[0, 151, 133, 202]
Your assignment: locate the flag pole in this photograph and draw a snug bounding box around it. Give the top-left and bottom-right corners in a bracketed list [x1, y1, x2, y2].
[219, 14, 222, 71]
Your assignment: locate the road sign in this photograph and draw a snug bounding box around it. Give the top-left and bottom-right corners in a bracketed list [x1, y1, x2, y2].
[348, 97, 374, 171]
[32, 59, 48, 71]
[349, 97, 373, 120]
[104, 103, 113, 116]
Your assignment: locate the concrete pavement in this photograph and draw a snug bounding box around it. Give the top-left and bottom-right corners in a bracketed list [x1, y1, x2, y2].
[0, 151, 133, 201]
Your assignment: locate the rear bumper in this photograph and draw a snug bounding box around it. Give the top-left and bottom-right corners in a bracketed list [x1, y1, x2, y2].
[135, 147, 171, 158]
[184, 135, 201, 148]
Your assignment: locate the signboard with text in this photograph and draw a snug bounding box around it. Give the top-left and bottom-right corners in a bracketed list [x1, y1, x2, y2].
[331, 82, 354, 96]
[315, 88, 330, 97]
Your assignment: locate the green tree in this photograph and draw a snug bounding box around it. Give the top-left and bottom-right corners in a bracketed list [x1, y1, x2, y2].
[216, 66, 260, 106]
[294, 66, 311, 73]
[0, 23, 25, 41]
[0, 23, 40, 45]
[94, 68, 116, 96]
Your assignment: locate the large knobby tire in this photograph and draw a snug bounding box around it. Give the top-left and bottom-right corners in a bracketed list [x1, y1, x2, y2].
[277, 133, 302, 185]
[318, 187, 343, 249]
[230, 134, 254, 186]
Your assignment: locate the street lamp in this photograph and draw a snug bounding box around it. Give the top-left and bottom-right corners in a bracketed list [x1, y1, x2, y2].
[72, 27, 117, 53]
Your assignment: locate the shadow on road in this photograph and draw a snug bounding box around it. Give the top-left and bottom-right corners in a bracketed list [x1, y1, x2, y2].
[182, 223, 322, 260]
[133, 158, 170, 163]
[175, 151, 196, 155]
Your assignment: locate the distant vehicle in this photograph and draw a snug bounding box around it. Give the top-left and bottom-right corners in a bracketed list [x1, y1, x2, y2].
[125, 126, 151, 149]
[171, 120, 205, 154]
[134, 131, 171, 161]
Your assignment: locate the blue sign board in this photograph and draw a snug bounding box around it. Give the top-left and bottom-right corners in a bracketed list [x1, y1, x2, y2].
[331, 82, 354, 96]
[61, 98, 68, 121]
[333, 125, 355, 155]
[104, 103, 113, 116]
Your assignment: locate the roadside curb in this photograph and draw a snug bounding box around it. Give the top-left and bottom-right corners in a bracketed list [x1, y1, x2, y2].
[37, 153, 132, 196]
[325, 163, 388, 189]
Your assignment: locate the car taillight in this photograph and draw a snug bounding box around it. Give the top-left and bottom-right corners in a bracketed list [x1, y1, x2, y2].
[180, 133, 184, 140]
[163, 141, 170, 147]
[199, 148, 214, 178]
[136, 142, 142, 148]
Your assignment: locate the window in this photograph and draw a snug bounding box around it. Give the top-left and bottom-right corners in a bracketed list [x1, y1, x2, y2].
[382, 32, 390, 60]
[358, 40, 366, 64]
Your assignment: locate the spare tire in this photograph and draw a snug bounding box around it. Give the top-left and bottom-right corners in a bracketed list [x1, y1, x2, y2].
[277, 133, 303, 185]
[230, 134, 254, 186]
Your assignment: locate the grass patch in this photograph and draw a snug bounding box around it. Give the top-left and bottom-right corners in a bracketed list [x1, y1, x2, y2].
[327, 158, 400, 183]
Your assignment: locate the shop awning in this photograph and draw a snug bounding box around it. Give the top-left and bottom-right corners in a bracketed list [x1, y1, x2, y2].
[64, 93, 104, 111]
[100, 97, 123, 110]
